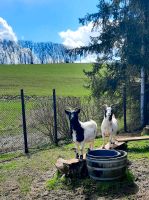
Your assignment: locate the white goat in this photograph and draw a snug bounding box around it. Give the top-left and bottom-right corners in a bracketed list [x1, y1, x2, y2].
[65, 108, 97, 160]
[101, 106, 118, 148]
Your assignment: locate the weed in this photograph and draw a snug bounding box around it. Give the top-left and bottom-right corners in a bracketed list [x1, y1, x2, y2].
[17, 175, 33, 194]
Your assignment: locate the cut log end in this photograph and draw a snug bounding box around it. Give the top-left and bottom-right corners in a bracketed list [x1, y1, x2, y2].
[99, 141, 127, 151]
[55, 157, 87, 178]
[105, 141, 127, 150]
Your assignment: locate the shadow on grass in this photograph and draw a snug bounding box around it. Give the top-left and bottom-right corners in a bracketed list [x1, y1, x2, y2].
[46, 169, 139, 199]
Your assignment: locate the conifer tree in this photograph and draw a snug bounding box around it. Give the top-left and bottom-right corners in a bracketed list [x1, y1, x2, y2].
[80, 0, 149, 127]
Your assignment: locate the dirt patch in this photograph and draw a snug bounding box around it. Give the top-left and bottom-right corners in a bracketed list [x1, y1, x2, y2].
[129, 158, 149, 200]
[26, 158, 149, 200]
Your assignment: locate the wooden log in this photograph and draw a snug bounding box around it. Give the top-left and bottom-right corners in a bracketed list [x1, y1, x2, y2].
[55, 157, 88, 178]
[102, 141, 127, 151]
[96, 141, 127, 151]
[116, 136, 149, 142]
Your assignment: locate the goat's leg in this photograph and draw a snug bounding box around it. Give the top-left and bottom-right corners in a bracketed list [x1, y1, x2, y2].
[90, 141, 94, 150]
[80, 142, 85, 160]
[88, 142, 93, 153]
[109, 133, 114, 149]
[112, 133, 117, 144]
[102, 132, 106, 149]
[75, 142, 79, 159]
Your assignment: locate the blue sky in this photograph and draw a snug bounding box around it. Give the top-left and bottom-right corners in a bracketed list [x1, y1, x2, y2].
[0, 0, 98, 45]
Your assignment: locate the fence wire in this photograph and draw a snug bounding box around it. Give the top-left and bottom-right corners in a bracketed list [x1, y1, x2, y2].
[0, 96, 22, 153]
[25, 96, 53, 149]
[0, 87, 148, 153]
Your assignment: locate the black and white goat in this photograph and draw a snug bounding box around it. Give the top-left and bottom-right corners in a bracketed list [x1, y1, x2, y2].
[101, 106, 118, 148]
[65, 108, 97, 159]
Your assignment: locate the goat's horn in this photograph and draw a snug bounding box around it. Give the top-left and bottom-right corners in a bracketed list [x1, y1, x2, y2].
[103, 104, 108, 108]
[75, 107, 80, 111]
[65, 107, 72, 111]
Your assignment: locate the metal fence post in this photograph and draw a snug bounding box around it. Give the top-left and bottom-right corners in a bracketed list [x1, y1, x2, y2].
[123, 86, 127, 132]
[53, 89, 58, 145]
[21, 89, 29, 153]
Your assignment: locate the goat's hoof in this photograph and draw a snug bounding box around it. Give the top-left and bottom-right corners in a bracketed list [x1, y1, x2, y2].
[111, 142, 115, 145]
[76, 153, 79, 159]
[80, 155, 83, 160]
[101, 146, 105, 149]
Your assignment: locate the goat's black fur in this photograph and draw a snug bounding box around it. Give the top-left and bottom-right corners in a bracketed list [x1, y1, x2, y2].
[71, 119, 84, 142]
[65, 109, 84, 142]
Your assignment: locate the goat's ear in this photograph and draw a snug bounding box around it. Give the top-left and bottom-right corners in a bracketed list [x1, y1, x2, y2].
[103, 104, 107, 110]
[110, 104, 115, 111]
[65, 110, 70, 115]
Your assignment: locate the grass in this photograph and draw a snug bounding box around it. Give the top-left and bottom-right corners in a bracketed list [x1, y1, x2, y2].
[0, 138, 149, 198]
[0, 100, 36, 136]
[0, 63, 92, 136]
[128, 140, 149, 159]
[0, 63, 92, 97]
[0, 101, 21, 136]
[46, 169, 135, 195]
[17, 175, 33, 194]
[0, 160, 17, 170]
[0, 151, 23, 162]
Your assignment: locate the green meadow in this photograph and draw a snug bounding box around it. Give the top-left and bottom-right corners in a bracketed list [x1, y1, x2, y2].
[0, 63, 92, 96]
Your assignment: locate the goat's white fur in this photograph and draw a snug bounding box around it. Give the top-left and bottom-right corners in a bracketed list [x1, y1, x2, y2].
[101, 106, 118, 148]
[73, 120, 97, 156]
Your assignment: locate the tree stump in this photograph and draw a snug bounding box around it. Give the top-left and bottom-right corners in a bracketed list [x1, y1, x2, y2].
[55, 158, 88, 178]
[143, 125, 149, 135]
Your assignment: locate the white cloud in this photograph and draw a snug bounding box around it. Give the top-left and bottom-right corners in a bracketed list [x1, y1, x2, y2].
[59, 23, 101, 62]
[75, 53, 97, 63]
[59, 22, 99, 48]
[81, 54, 97, 63]
[0, 17, 17, 42]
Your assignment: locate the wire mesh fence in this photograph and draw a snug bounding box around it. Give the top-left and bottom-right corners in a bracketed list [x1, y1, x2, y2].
[25, 96, 53, 149]
[0, 96, 23, 153]
[0, 87, 148, 154]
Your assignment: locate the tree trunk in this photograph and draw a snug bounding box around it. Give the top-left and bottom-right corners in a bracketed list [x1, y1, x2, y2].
[123, 85, 127, 132]
[140, 66, 145, 127]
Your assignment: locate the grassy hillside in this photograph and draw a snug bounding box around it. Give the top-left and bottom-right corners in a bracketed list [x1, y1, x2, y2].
[0, 63, 92, 96]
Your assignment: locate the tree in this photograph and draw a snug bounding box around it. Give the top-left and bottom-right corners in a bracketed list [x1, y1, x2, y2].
[80, 0, 149, 128]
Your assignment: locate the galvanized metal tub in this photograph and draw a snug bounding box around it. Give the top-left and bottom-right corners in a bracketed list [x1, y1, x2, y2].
[86, 150, 127, 181]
